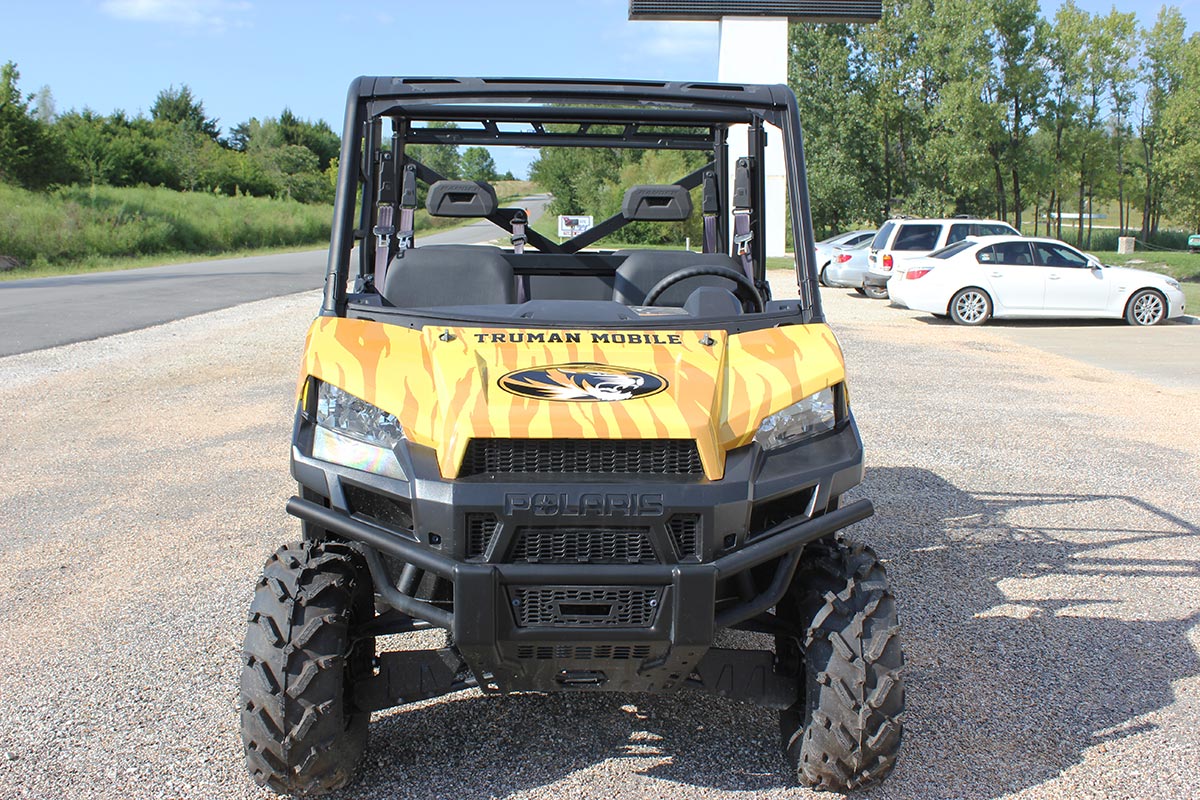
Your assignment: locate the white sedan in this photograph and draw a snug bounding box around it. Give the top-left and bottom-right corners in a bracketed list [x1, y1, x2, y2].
[887, 236, 1187, 326]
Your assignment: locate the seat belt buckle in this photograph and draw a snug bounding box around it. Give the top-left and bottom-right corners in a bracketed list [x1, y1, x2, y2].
[373, 224, 394, 250]
[733, 231, 753, 256]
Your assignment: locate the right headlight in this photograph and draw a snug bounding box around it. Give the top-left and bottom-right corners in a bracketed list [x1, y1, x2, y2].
[753, 387, 837, 451]
[311, 382, 407, 479]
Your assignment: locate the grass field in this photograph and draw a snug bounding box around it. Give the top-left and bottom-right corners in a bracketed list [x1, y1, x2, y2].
[0, 180, 539, 281]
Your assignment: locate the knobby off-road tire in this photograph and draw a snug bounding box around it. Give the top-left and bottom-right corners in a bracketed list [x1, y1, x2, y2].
[240, 541, 375, 796]
[778, 536, 905, 791]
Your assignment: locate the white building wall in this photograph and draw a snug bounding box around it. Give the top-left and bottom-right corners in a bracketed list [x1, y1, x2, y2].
[718, 17, 789, 257]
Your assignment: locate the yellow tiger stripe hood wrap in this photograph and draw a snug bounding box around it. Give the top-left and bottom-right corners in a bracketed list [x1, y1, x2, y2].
[299, 318, 846, 480]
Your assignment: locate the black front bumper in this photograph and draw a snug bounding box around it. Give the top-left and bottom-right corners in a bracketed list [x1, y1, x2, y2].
[289, 419, 870, 694]
[289, 494, 872, 693]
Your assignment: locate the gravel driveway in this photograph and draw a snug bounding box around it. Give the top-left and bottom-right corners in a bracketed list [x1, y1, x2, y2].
[0, 277, 1196, 799]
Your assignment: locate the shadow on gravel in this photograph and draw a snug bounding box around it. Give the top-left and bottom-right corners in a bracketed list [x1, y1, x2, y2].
[858, 467, 1200, 799]
[329, 467, 1200, 800]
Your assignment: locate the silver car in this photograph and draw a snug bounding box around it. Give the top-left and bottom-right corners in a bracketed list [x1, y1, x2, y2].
[815, 229, 875, 283]
[821, 239, 871, 293]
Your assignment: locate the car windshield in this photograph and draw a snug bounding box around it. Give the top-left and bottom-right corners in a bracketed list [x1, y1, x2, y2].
[928, 241, 974, 259]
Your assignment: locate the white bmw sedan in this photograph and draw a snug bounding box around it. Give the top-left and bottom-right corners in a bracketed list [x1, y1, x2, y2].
[887, 236, 1187, 326]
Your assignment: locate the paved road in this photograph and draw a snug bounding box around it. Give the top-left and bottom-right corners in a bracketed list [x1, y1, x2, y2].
[894, 297, 1200, 391]
[0, 282, 1196, 800]
[0, 195, 550, 357]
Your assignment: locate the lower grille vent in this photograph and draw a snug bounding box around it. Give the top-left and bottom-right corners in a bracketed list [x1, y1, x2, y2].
[516, 644, 653, 660]
[465, 513, 500, 560]
[511, 527, 655, 564]
[510, 586, 662, 627]
[667, 515, 701, 559]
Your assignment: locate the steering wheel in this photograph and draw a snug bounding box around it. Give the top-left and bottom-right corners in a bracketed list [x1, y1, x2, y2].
[642, 265, 765, 313]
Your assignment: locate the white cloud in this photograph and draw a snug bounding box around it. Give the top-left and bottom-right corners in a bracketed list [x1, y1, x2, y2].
[633, 20, 719, 60]
[100, 0, 252, 29]
[607, 19, 719, 71]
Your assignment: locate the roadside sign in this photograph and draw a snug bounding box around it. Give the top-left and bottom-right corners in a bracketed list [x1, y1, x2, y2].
[558, 215, 594, 238]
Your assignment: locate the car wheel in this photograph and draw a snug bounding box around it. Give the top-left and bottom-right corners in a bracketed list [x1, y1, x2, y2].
[949, 287, 992, 325]
[854, 287, 867, 296]
[1124, 288, 1167, 326]
[819, 266, 829, 287]
[863, 284, 889, 300]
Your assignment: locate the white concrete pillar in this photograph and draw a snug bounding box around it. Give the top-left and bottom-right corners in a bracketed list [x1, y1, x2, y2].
[718, 16, 789, 257]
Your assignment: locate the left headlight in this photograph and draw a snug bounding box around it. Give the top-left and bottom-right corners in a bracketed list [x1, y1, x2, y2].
[754, 387, 837, 451]
[1165, 277, 1181, 290]
[311, 382, 406, 479]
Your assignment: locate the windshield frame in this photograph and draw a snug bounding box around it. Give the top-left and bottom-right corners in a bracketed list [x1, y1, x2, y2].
[323, 77, 825, 326]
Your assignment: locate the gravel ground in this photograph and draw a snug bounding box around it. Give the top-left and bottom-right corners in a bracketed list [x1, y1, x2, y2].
[0, 278, 1197, 800]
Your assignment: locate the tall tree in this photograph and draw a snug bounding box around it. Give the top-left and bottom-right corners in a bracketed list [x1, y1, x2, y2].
[1160, 32, 1200, 231]
[151, 84, 220, 141]
[460, 146, 498, 182]
[1138, 6, 1187, 239]
[988, 0, 1048, 228]
[0, 61, 62, 188]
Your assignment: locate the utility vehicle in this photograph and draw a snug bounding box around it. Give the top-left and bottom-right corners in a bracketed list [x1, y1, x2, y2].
[240, 77, 905, 796]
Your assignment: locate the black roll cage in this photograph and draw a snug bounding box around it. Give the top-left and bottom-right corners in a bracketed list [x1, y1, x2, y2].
[324, 77, 823, 324]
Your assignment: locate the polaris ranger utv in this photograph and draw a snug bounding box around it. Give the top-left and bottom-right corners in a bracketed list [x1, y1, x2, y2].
[240, 77, 904, 796]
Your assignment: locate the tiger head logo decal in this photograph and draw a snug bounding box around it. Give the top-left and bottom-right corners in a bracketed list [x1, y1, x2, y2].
[498, 363, 668, 402]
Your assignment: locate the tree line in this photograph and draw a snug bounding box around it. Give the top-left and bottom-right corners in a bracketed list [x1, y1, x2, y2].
[793, 0, 1197, 246]
[0, 63, 512, 205]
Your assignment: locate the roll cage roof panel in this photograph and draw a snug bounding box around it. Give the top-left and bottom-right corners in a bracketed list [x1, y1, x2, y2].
[323, 76, 823, 323]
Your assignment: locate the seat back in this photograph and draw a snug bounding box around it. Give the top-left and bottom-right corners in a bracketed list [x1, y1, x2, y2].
[612, 250, 742, 306]
[382, 245, 515, 308]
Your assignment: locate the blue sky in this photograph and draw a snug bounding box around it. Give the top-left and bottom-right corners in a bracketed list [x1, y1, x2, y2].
[0, 0, 1190, 178]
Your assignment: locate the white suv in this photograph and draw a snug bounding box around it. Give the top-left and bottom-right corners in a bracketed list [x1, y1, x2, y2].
[863, 217, 1019, 298]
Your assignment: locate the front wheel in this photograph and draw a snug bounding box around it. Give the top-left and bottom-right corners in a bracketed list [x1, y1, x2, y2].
[949, 287, 992, 325]
[777, 537, 905, 792]
[1125, 288, 1167, 326]
[240, 541, 375, 797]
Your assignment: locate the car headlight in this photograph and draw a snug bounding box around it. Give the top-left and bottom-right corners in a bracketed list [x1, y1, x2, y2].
[754, 387, 837, 451]
[311, 382, 406, 479]
[1165, 277, 1181, 290]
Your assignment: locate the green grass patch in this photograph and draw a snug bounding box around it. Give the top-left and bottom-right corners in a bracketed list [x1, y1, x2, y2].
[1090, 249, 1200, 281]
[0, 181, 542, 280]
[0, 183, 333, 274]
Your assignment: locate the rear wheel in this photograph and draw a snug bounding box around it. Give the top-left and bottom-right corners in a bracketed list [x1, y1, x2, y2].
[863, 283, 889, 300]
[777, 537, 905, 791]
[1125, 288, 1166, 326]
[949, 287, 991, 325]
[240, 541, 374, 796]
[854, 287, 867, 296]
[819, 266, 830, 287]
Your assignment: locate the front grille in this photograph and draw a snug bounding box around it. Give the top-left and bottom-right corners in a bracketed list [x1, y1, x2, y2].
[667, 514, 701, 559]
[510, 586, 662, 627]
[458, 439, 704, 478]
[511, 527, 656, 564]
[516, 644, 653, 660]
[344, 485, 413, 531]
[465, 513, 500, 559]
